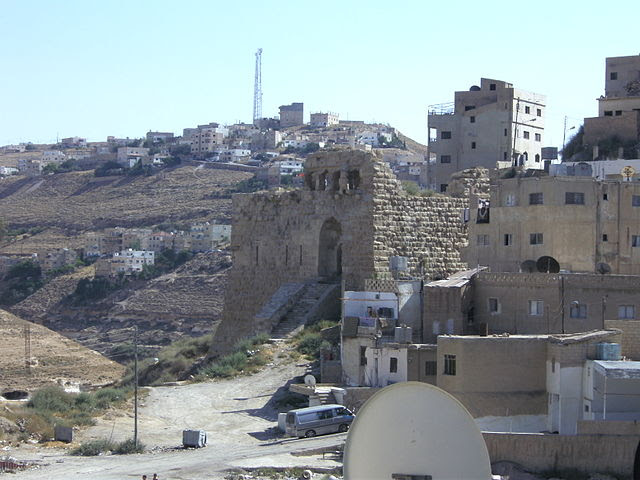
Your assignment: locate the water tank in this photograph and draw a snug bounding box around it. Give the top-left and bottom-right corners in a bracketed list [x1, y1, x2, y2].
[394, 326, 412, 344]
[596, 343, 621, 361]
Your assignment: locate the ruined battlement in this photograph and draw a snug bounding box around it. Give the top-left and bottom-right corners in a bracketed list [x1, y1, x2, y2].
[212, 150, 470, 353]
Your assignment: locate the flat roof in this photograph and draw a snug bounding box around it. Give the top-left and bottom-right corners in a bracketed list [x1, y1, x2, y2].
[427, 267, 486, 288]
[593, 360, 640, 379]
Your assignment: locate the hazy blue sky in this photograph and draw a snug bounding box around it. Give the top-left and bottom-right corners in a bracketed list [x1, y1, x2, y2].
[1, 0, 638, 148]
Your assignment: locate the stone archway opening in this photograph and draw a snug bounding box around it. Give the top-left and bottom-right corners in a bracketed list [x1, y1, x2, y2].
[318, 218, 342, 279]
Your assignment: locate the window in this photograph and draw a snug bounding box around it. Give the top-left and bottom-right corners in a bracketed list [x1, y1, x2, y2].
[610, 72, 618, 80]
[490, 83, 496, 90]
[634, 196, 640, 207]
[390, 357, 398, 373]
[603, 234, 608, 242]
[535, 154, 541, 162]
[525, 106, 531, 114]
[530, 233, 544, 245]
[615, 110, 622, 116]
[440, 184, 448, 193]
[570, 303, 587, 318]
[603, 193, 608, 201]
[440, 155, 451, 163]
[360, 346, 367, 366]
[529, 192, 543, 205]
[505, 194, 516, 206]
[465, 105, 476, 111]
[535, 133, 542, 142]
[470, 116, 476, 123]
[425, 361, 437, 376]
[443, 354, 456, 375]
[504, 233, 513, 246]
[488, 298, 500, 314]
[503, 152, 508, 160]
[618, 305, 635, 319]
[477, 234, 489, 246]
[565, 192, 585, 205]
[471, 141, 476, 149]
[504, 128, 508, 136]
[441, 131, 452, 139]
[523, 131, 530, 139]
[604, 111, 613, 117]
[529, 300, 544, 316]
[537, 108, 542, 117]
[632, 235, 640, 247]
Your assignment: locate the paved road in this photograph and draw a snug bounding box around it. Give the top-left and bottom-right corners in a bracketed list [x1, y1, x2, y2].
[10, 344, 345, 479]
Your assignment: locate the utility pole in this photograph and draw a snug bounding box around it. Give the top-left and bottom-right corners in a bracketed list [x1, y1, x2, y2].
[24, 323, 31, 375]
[134, 325, 139, 446]
[512, 97, 520, 166]
[253, 48, 263, 124]
[562, 115, 568, 156]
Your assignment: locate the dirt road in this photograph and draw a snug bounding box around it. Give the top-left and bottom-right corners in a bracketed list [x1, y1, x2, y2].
[10, 345, 345, 479]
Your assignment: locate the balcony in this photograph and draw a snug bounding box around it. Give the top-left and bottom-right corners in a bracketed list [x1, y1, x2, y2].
[428, 102, 455, 116]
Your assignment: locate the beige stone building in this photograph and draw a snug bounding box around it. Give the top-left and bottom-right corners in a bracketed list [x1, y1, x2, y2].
[584, 54, 640, 148]
[279, 102, 304, 128]
[213, 150, 469, 352]
[424, 269, 640, 341]
[427, 78, 546, 193]
[464, 174, 640, 275]
[41, 248, 78, 273]
[310, 112, 339, 127]
[188, 123, 229, 157]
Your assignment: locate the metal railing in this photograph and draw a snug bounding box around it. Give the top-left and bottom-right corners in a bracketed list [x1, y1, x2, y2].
[428, 102, 455, 115]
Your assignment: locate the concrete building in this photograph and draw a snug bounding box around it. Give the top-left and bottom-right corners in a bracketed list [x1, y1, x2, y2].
[60, 136, 87, 147]
[42, 150, 66, 165]
[145, 131, 174, 143]
[427, 78, 546, 193]
[0, 166, 18, 176]
[117, 147, 149, 168]
[17, 158, 42, 176]
[188, 123, 229, 157]
[424, 269, 640, 341]
[279, 102, 304, 128]
[41, 248, 78, 273]
[110, 249, 155, 275]
[310, 112, 339, 127]
[584, 55, 640, 149]
[190, 223, 231, 252]
[464, 174, 640, 275]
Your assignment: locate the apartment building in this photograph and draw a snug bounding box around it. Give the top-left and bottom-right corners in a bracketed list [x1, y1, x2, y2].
[584, 55, 640, 149]
[117, 147, 149, 168]
[60, 136, 87, 147]
[187, 123, 229, 157]
[145, 131, 174, 143]
[427, 78, 546, 192]
[17, 158, 42, 176]
[464, 175, 640, 275]
[42, 150, 66, 165]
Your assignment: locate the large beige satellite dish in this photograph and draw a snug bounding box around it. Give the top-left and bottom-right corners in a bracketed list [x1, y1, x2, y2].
[343, 382, 492, 480]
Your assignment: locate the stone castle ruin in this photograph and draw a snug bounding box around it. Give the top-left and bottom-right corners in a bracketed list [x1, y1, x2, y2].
[212, 149, 469, 352]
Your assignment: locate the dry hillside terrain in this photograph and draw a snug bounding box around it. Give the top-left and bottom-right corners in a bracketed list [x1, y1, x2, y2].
[0, 309, 124, 395]
[0, 164, 251, 230]
[12, 252, 231, 356]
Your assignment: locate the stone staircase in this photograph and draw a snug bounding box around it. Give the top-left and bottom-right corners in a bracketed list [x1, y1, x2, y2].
[270, 282, 340, 339]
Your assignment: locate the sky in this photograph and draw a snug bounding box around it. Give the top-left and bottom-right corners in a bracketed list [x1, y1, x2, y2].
[1, 0, 639, 149]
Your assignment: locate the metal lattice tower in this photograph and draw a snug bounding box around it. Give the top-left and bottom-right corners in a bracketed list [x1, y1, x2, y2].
[253, 48, 263, 123]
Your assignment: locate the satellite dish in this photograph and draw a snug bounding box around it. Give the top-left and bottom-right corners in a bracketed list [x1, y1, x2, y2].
[520, 260, 537, 273]
[343, 382, 491, 480]
[596, 262, 612, 275]
[536, 256, 560, 273]
[304, 375, 316, 387]
[621, 165, 635, 181]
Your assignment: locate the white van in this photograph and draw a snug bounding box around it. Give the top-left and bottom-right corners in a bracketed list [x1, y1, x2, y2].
[285, 404, 354, 438]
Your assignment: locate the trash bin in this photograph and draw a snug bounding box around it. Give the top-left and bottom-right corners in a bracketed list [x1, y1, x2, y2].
[182, 429, 207, 448]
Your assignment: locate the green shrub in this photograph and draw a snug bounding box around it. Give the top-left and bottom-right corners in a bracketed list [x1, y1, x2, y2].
[28, 387, 74, 413]
[113, 438, 145, 454]
[70, 439, 115, 456]
[296, 332, 324, 357]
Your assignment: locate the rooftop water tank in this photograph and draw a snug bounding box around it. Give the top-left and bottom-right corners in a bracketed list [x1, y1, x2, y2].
[596, 343, 621, 361]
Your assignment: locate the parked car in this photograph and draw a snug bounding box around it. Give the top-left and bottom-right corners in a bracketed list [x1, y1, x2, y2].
[285, 404, 354, 438]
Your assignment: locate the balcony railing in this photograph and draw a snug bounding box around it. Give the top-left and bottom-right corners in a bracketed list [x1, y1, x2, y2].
[428, 102, 455, 115]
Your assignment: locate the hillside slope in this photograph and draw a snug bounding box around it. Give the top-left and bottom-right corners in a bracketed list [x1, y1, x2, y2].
[0, 309, 124, 394]
[0, 165, 251, 230]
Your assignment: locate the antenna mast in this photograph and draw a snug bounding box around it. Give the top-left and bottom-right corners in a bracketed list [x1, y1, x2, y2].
[253, 48, 263, 124]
